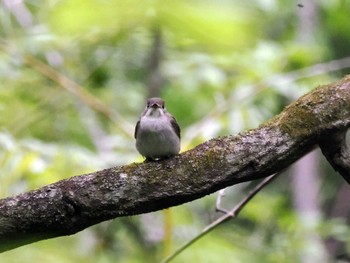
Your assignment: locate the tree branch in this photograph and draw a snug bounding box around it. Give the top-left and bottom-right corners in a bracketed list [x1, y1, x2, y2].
[161, 172, 281, 263]
[1, 76, 350, 252]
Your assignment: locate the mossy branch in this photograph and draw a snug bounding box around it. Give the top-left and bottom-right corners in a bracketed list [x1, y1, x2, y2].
[0, 76, 350, 253]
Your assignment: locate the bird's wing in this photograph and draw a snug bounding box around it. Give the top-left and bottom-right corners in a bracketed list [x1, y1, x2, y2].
[170, 116, 181, 139]
[134, 120, 140, 139]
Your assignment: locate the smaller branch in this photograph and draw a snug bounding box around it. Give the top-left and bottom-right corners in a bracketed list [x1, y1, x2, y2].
[161, 172, 281, 263]
[319, 129, 350, 184]
[22, 54, 134, 138]
[215, 189, 229, 214]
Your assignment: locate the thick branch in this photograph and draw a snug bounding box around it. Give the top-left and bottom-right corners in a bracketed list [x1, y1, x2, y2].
[1, 76, 350, 252]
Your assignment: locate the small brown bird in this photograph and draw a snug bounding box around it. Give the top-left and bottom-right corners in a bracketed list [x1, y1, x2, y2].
[134, 97, 181, 161]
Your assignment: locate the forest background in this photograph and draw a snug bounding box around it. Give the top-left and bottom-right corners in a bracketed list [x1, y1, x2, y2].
[0, 0, 350, 262]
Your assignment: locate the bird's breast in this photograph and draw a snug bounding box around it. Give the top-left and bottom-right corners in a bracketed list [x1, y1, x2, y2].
[136, 116, 180, 158]
[138, 116, 170, 133]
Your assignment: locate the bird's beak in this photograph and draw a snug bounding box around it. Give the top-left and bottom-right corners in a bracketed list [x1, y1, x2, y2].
[151, 103, 161, 108]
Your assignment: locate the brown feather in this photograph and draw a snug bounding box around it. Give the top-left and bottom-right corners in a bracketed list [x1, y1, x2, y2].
[134, 120, 140, 139]
[170, 116, 181, 139]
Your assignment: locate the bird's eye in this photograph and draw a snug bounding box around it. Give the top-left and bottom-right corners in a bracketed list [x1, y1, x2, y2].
[162, 105, 164, 109]
[147, 103, 150, 108]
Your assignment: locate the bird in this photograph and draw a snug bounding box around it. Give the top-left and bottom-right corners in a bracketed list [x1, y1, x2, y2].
[134, 97, 181, 161]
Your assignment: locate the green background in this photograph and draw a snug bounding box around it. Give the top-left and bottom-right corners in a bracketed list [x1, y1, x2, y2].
[0, 0, 349, 262]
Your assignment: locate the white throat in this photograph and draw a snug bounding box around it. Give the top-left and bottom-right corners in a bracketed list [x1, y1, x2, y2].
[146, 107, 163, 118]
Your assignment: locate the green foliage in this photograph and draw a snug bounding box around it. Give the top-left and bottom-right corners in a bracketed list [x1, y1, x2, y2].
[49, 0, 255, 50]
[0, 0, 349, 262]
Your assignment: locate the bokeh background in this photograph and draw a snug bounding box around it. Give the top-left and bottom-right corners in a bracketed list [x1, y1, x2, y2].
[1, 0, 350, 262]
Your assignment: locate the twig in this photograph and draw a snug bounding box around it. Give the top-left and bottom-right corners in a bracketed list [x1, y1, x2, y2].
[22, 54, 134, 138]
[216, 188, 229, 214]
[161, 172, 281, 263]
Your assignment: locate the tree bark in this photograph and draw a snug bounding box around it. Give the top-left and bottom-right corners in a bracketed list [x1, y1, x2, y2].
[1, 76, 350, 252]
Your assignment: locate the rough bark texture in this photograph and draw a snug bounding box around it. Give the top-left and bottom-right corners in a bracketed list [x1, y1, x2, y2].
[1, 76, 350, 252]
